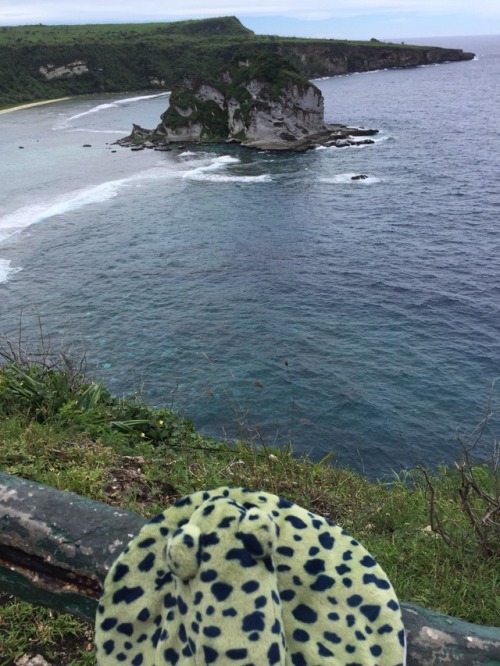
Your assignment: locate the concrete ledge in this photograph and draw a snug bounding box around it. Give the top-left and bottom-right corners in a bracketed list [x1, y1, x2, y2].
[1, 472, 499, 664]
[0, 471, 144, 619]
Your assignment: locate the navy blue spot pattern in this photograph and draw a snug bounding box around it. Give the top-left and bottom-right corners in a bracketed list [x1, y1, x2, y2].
[319, 532, 335, 550]
[100, 618, 118, 631]
[292, 603, 318, 624]
[200, 569, 218, 583]
[277, 545, 294, 557]
[210, 582, 233, 601]
[226, 648, 247, 660]
[116, 623, 134, 637]
[95, 487, 406, 666]
[363, 573, 391, 589]
[241, 580, 259, 594]
[310, 574, 335, 592]
[112, 586, 144, 605]
[280, 589, 296, 601]
[304, 558, 326, 575]
[137, 553, 155, 573]
[242, 610, 265, 632]
[285, 515, 308, 530]
[112, 564, 129, 583]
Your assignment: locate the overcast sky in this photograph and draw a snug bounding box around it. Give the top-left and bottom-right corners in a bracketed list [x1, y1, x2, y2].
[1, 1, 499, 40]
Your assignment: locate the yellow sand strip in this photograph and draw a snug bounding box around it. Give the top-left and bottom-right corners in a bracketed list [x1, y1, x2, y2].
[0, 97, 72, 115]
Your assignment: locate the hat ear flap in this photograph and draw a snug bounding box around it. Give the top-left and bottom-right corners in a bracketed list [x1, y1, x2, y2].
[237, 508, 277, 560]
[165, 524, 202, 581]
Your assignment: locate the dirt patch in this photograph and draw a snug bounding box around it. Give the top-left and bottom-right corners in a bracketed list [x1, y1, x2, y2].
[103, 455, 178, 513]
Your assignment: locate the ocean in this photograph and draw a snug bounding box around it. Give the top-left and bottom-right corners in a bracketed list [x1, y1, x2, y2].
[1, 35, 499, 478]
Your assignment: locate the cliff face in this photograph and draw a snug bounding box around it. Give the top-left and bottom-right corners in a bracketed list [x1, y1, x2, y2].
[277, 42, 474, 78]
[240, 82, 325, 147]
[156, 54, 327, 149]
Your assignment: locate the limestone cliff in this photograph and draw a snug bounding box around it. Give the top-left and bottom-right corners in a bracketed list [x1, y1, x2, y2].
[155, 53, 328, 149]
[276, 41, 474, 79]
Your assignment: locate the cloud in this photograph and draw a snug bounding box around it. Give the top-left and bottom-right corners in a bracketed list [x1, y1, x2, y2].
[0, 0, 498, 27]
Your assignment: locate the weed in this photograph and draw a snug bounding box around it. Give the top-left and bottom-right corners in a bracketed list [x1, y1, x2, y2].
[0, 594, 95, 666]
[418, 383, 500, 558]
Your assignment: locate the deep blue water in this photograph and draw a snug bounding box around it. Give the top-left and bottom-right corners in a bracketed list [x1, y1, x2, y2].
[1, 35, 499, 477]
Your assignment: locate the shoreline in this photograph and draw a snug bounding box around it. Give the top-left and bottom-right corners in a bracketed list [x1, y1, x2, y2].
[0, 97, 72, 115]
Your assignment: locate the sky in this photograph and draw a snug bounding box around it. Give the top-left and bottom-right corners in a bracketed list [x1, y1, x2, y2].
[1, 1, 499, 41]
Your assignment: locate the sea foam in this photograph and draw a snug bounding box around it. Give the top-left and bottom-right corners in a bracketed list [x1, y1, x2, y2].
[62, 92, 170, 125]
[0, 163, 178, 244]
[0, 258, 21, 284]
[181, 154, 271, 183]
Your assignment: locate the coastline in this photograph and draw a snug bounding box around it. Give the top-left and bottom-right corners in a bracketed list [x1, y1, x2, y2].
[0, 97, 72, 115]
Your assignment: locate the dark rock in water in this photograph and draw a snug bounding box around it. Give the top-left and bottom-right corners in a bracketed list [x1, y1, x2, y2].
[348, 128, 378, 137]
[130, 123, 153, 139]
[351, 174, 369, 180]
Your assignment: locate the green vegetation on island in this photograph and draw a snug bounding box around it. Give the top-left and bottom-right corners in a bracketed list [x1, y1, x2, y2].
[0, 336, 498, 663]
[157, 51, 322, 146]
[0, 16, 474, 108]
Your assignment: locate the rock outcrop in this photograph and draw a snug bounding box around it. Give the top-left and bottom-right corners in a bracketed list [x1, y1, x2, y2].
[158, 53, 327, 149]
[118, 53, 378, 151]
[39, 61, 89, 80]
[277, 42, 474, 79]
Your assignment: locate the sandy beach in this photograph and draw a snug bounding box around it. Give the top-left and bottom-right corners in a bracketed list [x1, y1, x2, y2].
[0, 97, 72, 115]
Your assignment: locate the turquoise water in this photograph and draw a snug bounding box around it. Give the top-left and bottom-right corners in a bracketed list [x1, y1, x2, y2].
[1, 36, 499, 477]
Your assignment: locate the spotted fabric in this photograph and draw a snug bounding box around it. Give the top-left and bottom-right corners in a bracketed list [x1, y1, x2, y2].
[95, 487, 406, 665]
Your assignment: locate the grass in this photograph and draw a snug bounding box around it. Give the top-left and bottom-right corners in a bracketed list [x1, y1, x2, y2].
[0, 357, 498, 664]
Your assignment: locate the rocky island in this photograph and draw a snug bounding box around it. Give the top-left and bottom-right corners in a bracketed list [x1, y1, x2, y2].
[117, 52, 379, 152]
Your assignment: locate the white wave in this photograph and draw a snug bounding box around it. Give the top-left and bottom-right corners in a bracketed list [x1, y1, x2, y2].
[210, 155, 240, 166]
[185, 173, 271, 183]
[184, 154, 239, 165]
[0, 258, 21, 284]
[0, 163, 177, 243]
[320, 173, 380, 185]
[0, 181, 124, 243]
[177, 151, 225, 168]
[181, 154, 270, 183]
[66, 128, 129, 134]
[60, 92, 170, 125]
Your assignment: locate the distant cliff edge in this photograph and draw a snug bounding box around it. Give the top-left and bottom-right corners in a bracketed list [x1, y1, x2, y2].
[0, 17, 474, 108]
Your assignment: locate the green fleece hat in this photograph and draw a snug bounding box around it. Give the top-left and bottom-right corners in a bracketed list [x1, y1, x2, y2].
[95, 487, 406, 665]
